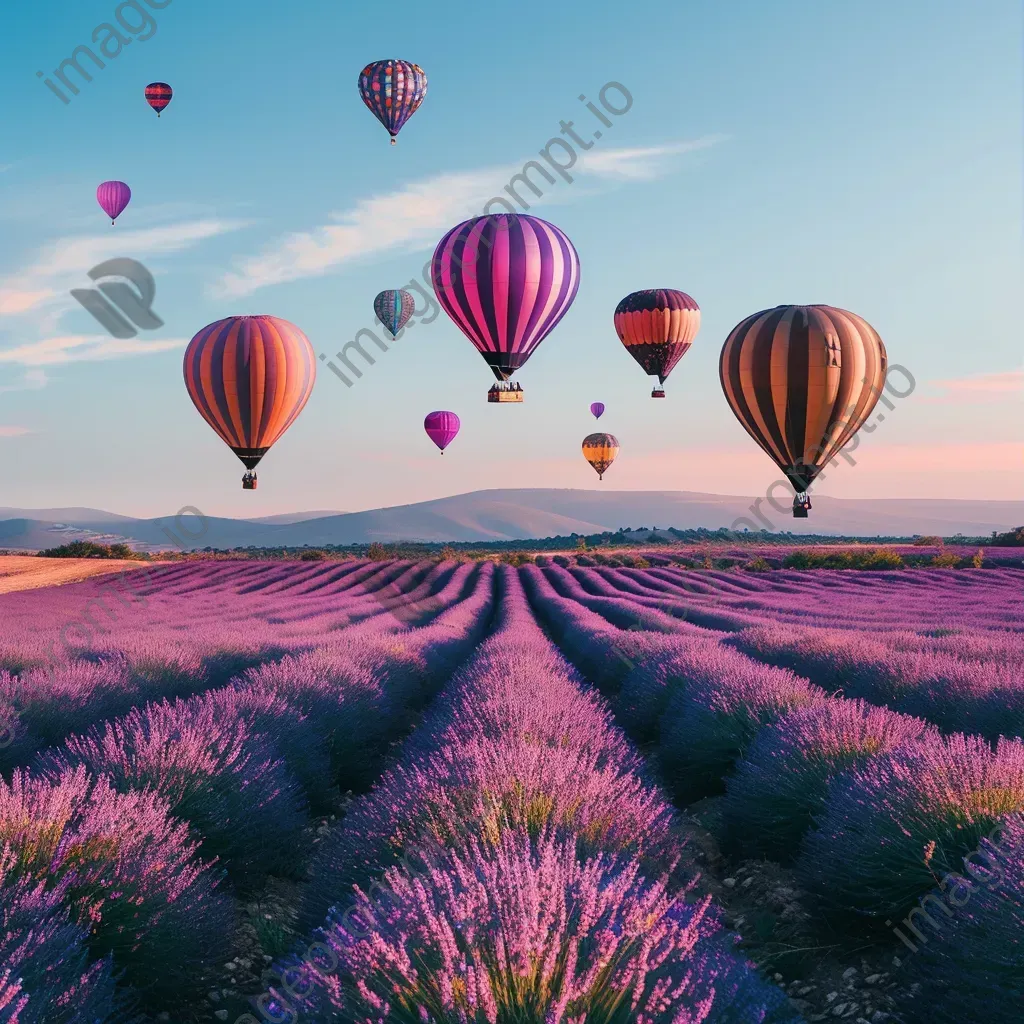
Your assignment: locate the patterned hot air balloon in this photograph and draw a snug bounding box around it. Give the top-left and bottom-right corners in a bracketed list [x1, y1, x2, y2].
[431, 214, 581, 399]
[614, 289, 700, 397]
[183, 316, 316, 489]
[590, 402, 605, 420]
[582, 432, 619, 481]
[97, 181, 131, 224]
[358, 60, 427, 144]
[374, 289, 416, 339]
[424, 410, 460, 454]
[145, 82, 172, 116]
[719, 304, 887, 517]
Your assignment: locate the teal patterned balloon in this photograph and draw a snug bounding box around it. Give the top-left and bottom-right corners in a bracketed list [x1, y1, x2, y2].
[374, 289, 416, 339]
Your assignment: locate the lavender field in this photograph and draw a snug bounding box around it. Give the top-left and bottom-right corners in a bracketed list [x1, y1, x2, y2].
[1, 558, 1022, 1024]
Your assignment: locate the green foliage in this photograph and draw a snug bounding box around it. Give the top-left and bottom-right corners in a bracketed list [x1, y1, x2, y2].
[37, 541, 144, 560]
[500, 551, 535, 567]
[931, 552, 962, 568]
[782, 548, 904, 570]
[745, 556, 772, 572]
[991, 526, 1024, 547]
[913, 536, 944, 547]
[972, 548, 985, 569]
[299, 549, 327, 561]
[575, 537, 588, 552]
[367, 542, 389, 561]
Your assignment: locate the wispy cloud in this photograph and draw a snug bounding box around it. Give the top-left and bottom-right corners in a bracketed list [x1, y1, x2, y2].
[0, 335, 189, 367]
[214, 137, 724, 298]
[922, 369, 1024, 404]
[0, 426, 31, 438]
[577, 136, 728, 180]
[0, 368, 48, 393]
[0, 219, 246, 319]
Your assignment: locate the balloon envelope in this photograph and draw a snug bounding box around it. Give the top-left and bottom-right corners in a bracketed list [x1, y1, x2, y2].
[374, 289, 416, 339]
[97, 181, 131, 223]
[358, 60, 427, 142]
[719, 304, 887, 494]
[183, 316, 316, 471]
[614, 288, 700, 386]
[590, 402, 605, 420]
[431, 213, 581, 382]
[424, 410, 460, 452]
[582, 432, 619, 481]
[145, 82, 172, 115]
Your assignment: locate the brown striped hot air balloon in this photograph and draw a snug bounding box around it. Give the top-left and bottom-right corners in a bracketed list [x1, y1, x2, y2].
[614, 288, 700, 398]
[582, 432, 619, 481]
[183, 316, 316, 490]
[719, 304, 887, 517]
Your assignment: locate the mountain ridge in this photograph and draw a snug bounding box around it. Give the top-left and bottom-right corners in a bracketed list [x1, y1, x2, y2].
[1, 489, 1021, 551]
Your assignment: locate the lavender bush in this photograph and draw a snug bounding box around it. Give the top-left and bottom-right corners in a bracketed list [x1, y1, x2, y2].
[798, 735, 1024, 919]
[722, 699, 937, 860]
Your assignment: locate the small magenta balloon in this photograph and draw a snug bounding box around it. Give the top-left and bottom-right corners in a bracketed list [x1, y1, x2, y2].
[97, 181, 131, 224]
[590, 402, 605, 420]
[424, 411, 460, 454]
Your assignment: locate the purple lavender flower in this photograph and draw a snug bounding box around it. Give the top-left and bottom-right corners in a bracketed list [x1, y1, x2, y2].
[0, 766, 234, 1005]
[722, 698, 937, 860]
[799, 734, 1024, 919]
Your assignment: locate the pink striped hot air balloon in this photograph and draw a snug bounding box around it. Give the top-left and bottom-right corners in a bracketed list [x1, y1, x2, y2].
[97, 181, 131, 224]
[424, 410, 460, 453]
[430, 214, 581, 400]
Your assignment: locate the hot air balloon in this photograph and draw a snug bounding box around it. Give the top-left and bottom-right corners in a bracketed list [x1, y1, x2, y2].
[374, 289, 416, 339]
[614, 289, 700, 398]
[719, 304, 887, 518]
[97, 181, 131, 224]
[590, 402, 605, 420]
[424, 410, 460, 454]
[358, 60, 427, 144]
[431, 214, 581, 401]
[183, 316, 316, 490]
[582, 433, 619, 481]
[145, 82, 172, 116]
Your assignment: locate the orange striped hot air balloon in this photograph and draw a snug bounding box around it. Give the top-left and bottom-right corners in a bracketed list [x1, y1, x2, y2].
[614, 288, 699, 398]
[582, 432, 619, 481]
[719, 304, 887, 517]
[183, 316, 316, 489]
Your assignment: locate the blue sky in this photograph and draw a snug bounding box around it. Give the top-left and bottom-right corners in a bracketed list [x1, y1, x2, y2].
[0, 0, 1020, 517]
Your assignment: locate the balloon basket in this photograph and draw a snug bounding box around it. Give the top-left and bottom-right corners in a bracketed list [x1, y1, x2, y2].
[488, 388, 523, 403]
[390, 136, 397, 146]
[792, 493, 811, 518]
[651, 388, 665, 398]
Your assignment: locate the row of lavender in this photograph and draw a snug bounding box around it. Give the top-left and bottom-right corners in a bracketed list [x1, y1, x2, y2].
[0, 559, 470, 769]
[554, 563, 1024, 740]
[523, 564, 1024, 1024]
[255, 566, 798, 1023]
[0, 561, 494, 1020]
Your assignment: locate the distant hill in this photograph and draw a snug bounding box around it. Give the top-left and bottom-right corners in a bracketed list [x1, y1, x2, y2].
[1, 489, 1021, 552]
[243, 511, 348, 525]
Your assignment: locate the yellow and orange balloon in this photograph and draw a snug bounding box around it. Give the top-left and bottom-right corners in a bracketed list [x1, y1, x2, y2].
[582, 432, 619, 481]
